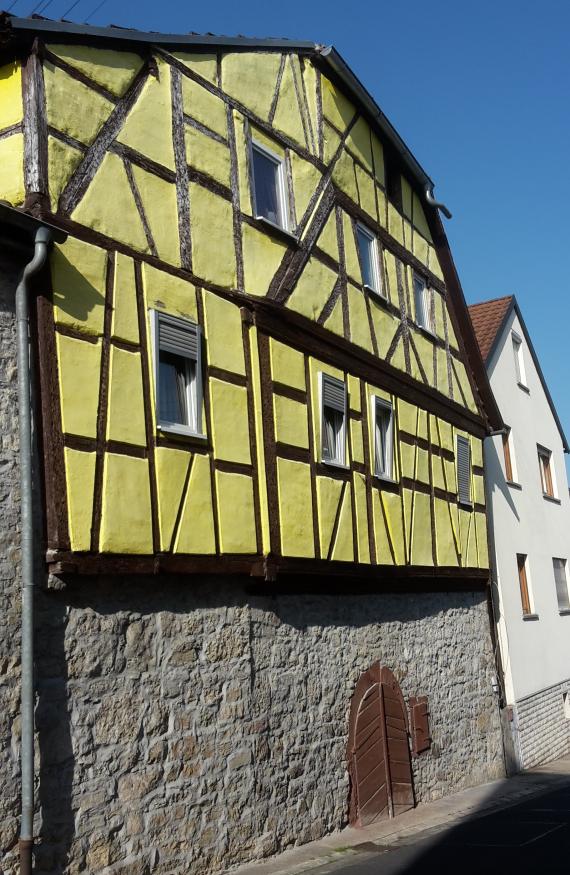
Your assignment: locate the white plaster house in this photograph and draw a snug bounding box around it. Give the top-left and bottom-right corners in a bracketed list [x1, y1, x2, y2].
[469, 295, 570, 769]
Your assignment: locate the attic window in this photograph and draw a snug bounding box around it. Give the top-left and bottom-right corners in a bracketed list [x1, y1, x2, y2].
[356, 223, 383, 297]
[151, 310, 204, 438]
[251, 140, 289, 231]
[538, 446, 556, 498]
[413, 274, 434, 334]
[512, 332, 527, 388]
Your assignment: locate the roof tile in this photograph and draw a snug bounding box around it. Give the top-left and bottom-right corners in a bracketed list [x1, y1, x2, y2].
[468, 296, 513, 364]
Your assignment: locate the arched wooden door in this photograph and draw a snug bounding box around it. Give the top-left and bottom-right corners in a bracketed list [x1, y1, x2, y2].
[347, 663, 415, 826]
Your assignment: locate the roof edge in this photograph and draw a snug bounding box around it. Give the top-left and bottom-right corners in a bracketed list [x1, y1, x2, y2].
[0, 201, 67, 244]
[3, 13, 317, 51]
[1, 14, 450, 217]
[488, 295, 570, 453]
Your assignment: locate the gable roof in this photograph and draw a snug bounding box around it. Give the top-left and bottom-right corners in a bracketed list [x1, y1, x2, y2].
[0, 13, 440, 204]
[0, 12, 504, 433]
[468, 296, 513, 365]
[468, 296, 569, 452]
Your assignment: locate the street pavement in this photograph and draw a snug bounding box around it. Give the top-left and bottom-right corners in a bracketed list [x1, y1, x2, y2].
[310, 783, 570, 874]
[230, 757, 570, 875]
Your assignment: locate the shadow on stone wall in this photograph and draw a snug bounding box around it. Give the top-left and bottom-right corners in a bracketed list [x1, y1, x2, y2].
[30, 575, 498, 874]
[35, 594, 75, 875]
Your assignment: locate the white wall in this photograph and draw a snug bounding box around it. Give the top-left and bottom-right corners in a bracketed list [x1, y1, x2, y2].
[485, 308, 570, 704]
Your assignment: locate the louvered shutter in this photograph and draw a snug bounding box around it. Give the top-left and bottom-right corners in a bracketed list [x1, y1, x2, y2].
[158, 313, 200, 359]
[456, 435, 472, 505]
[410, 696, 431, 755]
[322, 374, 346, 413]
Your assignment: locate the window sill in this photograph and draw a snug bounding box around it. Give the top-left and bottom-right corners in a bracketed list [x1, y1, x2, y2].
[543, 493, 561, 505]
[506, 480, 522, 490]
[416, 323, 438, 342]
[558, 609, 570, 616]
[517, 381, 530, 394]
[457, 500, 473, 510]
[254, 215, 299, 246]
[366, 287, 393, 313]
[320, 458, 350, 471]
[364, 283, 386, 301]
[158, 424, 207, 443]
[522, 613, 539, 621]
[373, 474, 400, 493]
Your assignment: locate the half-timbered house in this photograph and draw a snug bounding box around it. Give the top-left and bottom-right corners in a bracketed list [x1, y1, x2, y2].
[0, 13, 504, 874]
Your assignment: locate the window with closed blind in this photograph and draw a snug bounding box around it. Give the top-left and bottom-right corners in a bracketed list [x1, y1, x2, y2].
[456, 435, 472, 506]
[320, 373, 346, 466]
[151, 310, 204, 437]
[553, 558, 570, 612]
[517, 554, 533, 617]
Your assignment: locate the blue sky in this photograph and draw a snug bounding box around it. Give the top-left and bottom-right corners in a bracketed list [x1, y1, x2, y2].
[12, 0, 570, 451]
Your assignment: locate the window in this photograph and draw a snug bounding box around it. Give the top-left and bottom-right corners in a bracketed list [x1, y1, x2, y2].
[456, 435, 472, 506]
[503, 427, 517, 482]
[356, 223, 382, 296]
[553, 558, 570, 612]
[517, 554, 532, 617]
[151, 310, 203, 437]
[512, 332, 527, 387]
[538, 446, 556, 498]
[372, 398, 394, 478]
[563, 692, 570, 720]
[413, 274, 434, 333]
[251, 140, 288, 230]
[320, 373, 346, 465]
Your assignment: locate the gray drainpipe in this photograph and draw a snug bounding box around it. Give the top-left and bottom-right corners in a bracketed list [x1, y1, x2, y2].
[17, 225, 53, 875]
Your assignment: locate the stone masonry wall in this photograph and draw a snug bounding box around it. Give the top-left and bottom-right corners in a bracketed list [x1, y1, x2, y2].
[1, 575, 504, 875]
[516, 680, 570, 769]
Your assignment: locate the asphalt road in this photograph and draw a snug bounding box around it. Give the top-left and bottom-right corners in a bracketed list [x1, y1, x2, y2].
[312, 784, 570, 874]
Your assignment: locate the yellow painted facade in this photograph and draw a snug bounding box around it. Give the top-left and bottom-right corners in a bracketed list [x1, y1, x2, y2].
[1, 38, 491, 575]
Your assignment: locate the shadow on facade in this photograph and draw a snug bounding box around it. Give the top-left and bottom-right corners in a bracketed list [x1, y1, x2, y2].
[30, 574, 493, 873]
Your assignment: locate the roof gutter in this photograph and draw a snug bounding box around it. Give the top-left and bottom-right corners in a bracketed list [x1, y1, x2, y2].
[317, 46, 452, 220]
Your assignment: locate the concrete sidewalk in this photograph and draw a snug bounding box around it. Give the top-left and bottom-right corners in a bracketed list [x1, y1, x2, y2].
[228, 756, 570, 875]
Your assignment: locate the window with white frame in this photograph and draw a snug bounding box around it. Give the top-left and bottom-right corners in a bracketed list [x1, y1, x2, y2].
[151, 310, 203, 436]
[553, 558, 570, 612]
[456, 435, 472, 506]
[356, 223, 383, 296]
[413, 273, 434, 333]
[251, 139, 289, 230]
[372, 397, 394, 478]
[512, 332, 527, 386]
[320, 373, 346, 465]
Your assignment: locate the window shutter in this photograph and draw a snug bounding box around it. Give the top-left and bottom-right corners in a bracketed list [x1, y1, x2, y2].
[456, 435, 471, 504]
[158, 313, 199, 359]
[322, 374, 346, 413]
[410, 696, 431, 755]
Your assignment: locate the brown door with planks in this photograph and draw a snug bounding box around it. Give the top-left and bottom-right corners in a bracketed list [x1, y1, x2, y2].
[347, 663, 415, 826]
